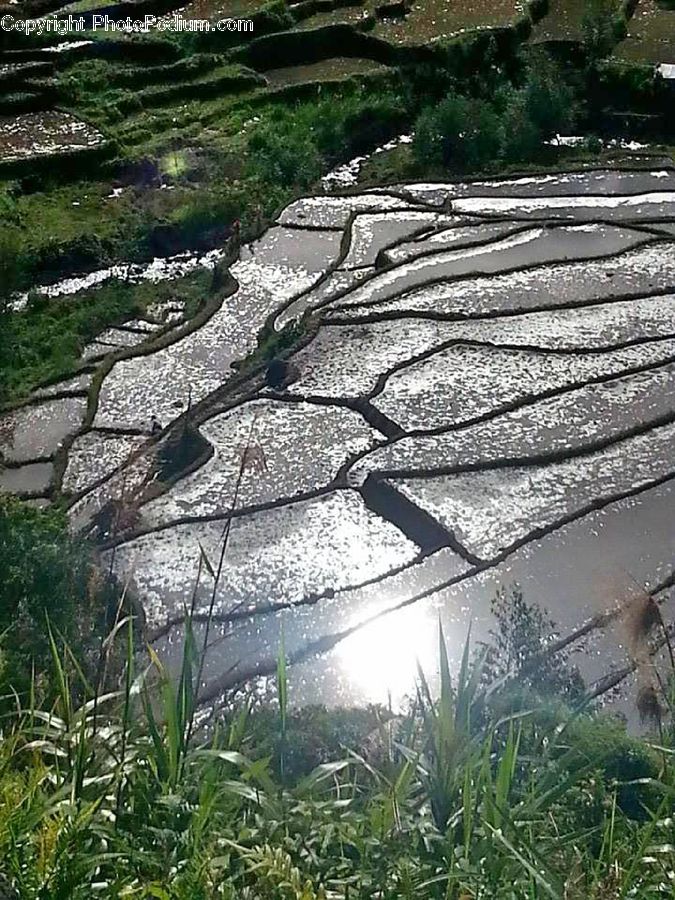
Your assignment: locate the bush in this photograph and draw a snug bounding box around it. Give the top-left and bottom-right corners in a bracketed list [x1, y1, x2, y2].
[500, 90, 544, 162]
[248, 127, 323, 188]
[413, 53, 579, 171]
[0, 498, 111, 709]
[413, 92, 503, 170]
[521, 50, 579, 139]
[585, 134, 603, 154]
[246, 704, 384, 781]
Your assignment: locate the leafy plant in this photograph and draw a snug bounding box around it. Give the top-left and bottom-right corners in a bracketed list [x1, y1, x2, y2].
[413, 92, 503, 170]
[582, 0, 625, 61]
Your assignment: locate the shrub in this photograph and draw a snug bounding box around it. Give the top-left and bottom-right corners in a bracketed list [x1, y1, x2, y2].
[0, 498, 111, 708]
[585, 134, 603, 154]
[521, 49, 579, 139]
[171, 189, 243, 239]
[500, 89, 544, 162]
[413, 52, 578, 171]
[413, 91, 503, 170]
[247, 127, 323, 188]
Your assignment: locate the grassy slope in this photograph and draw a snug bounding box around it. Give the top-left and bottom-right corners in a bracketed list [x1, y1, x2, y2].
[1, 273, 211, 402]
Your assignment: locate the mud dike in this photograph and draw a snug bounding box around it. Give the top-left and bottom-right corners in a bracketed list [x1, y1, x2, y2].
[3, 165, 675, 713]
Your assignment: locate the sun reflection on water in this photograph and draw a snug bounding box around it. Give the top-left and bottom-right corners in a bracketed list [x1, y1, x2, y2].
[336, 603, 439, 707]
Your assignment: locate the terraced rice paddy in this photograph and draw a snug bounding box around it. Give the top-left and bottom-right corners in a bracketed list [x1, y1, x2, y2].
[3, 163, 674, 710]
[0, 0, 662, 185]
[373, 0, 533, 44]
[0, 111, 106, 163]
[529, 0, 587, 42]
[293, 4, 373, 29]
[614, 0, 675, 64]
[263, 56, 386, 87]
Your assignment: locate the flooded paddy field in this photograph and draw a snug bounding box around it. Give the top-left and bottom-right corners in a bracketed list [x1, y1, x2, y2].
[0, 111, 106, 163]
[371, 0, 539, 46]
[2, 164, 675, 712]
[614, 0, 675, 66]
[529, 0, 588, 42]
[263, 57, 388, 88]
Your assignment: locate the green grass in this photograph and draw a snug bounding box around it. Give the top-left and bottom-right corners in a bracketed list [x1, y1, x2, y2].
[0, 601, 672, 899]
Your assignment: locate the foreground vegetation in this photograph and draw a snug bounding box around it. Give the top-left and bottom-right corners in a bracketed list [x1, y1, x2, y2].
[0, 609, 673, 898]
[0, 502, 673, 899]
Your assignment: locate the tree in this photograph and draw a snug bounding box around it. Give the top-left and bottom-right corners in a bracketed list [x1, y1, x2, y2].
[480, 585, 586, 702]
[582, 0, 623, 61]
[521, 50, 579, 140]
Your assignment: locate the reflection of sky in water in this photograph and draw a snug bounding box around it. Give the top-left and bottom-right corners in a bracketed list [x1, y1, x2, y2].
[336, 602, 438, 706]
[290, 480, 675, 713]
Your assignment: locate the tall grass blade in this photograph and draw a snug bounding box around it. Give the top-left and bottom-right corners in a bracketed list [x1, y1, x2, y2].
[277, 622, 288, 785]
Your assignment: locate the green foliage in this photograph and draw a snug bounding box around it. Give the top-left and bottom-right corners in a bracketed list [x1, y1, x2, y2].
[0, 225, 26, 379]
[413, 54, 578, 171]
[248, 127, 323, 189]
[245, 88, 407, 189]
[500, 89, 544, 163]
[0, 498, 108, 708]
[0, 618, 672, 898]
[246, 704, 384, 781]
[481, 585, 586, 702]
[582, 0, 625, 61]
[413, 92, 503, 170]
[339, 100, 409, 159]
[0, 224, 24, 302]
[519, 49, 578, 139]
